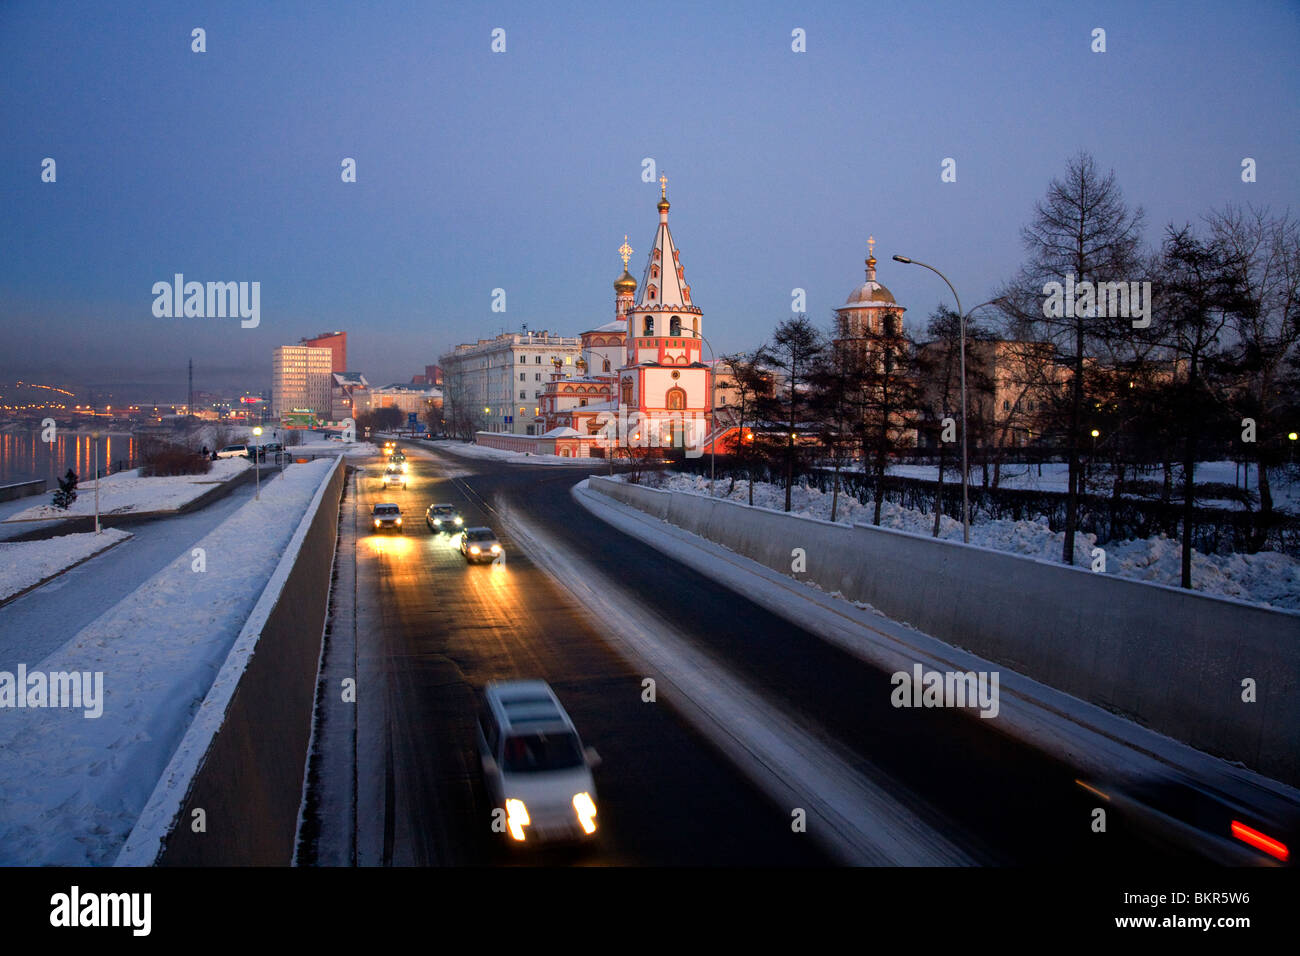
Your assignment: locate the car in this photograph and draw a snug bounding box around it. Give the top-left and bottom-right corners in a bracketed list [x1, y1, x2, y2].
[459, 526, 502, 563]
[216, 444, 249, 459]
[382, 467, 406, 489]
[389, 453, 408, 473]
[371, 503, 403, 533]
[426, 503, 464, 532]
[476, 680, 601, 846]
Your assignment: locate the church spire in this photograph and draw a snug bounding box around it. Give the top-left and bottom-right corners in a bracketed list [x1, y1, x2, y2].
[866, 235, 877, 282]
[637, 179, 691, 308]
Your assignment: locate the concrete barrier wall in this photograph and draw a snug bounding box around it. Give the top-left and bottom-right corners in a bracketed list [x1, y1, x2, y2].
[136, 458, 345, 864]
[0, 479, 45, 502]
[588, 476, 1300, 787]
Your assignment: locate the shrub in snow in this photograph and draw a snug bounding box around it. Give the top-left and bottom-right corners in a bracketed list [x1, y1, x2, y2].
[51, 469, 78, 510]
[139, 439, 212, 477]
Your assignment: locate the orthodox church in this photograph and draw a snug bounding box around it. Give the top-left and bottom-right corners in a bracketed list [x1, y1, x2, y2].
[534, 176, 722, 456]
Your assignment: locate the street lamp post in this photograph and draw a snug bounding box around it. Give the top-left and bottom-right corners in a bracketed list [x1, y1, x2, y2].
[698, 332, 718, 496]
[894, 255, 971, 543]
[90, 430, 101, 534]
[252, 425, 263, 500]
[894, 254, 1007, 545]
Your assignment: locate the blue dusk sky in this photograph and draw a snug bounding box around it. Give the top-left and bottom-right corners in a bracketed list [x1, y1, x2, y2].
[2, 0, 1297, 392]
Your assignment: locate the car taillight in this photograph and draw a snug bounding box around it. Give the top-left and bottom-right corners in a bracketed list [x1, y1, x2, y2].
[1231, 820, 1289, 862]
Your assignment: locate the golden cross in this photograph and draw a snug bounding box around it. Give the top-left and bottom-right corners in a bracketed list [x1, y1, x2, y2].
[659, 173, 668, 198]
[618, 235, 633, 268]
[868, 235, 876, 258]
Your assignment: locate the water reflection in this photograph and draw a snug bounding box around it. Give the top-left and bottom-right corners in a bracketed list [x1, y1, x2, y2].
[0, 430, 139, 485]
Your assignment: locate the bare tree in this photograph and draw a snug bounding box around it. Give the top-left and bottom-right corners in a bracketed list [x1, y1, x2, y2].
[719, 349, 772, 504]
[916, 306, 993, 533]
[1205, 204, 1300, 546]
[998, 151, 1147, 564]
[760, 316, 824, 512]
[1152, 223, 1247, 587]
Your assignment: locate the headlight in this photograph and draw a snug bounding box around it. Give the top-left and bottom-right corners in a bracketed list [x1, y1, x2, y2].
[506, 799, 530, 842]
[572, 793, 597, 835]
[469, 545, 481, 554]
[373, 519, 381, 527]
[490, 544, 501, 554]
[395, 517, 401, 525]
[454, 516, 463, 525]
[401, 463, 408, 472]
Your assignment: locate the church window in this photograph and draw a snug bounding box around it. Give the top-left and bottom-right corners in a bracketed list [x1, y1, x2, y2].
[692, 317, 699, 335]
[653, 249, 661, 261]
[603, 358, 610, 372]
[643, 316, 654, 336]
[651, 266, 659, 279]
[669, 316, 682, 336]
[621, 380, 633, 405]
[677, 266, 684, 279]
[666, 387, 686, 411]
[648, 285, 657, 300]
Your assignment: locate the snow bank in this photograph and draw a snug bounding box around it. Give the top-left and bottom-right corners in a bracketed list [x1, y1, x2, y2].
[423, 439, 592, 465]
[886, 460, 1298, 513]
[0, 530, 133, 603]
[4, 458, 250, 522]
[0, 459, 334, 865]
[640, 472, 1300, 610]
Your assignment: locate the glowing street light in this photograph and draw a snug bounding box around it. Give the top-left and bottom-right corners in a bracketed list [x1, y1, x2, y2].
[252, 426, 263, 500]
[90, 431, 102, 533]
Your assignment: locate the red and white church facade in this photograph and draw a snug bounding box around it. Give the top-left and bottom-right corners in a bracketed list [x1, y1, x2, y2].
[482, 178, 731, 458]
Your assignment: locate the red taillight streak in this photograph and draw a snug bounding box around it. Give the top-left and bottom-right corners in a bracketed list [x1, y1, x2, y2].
[1231, 820, 1289, 861]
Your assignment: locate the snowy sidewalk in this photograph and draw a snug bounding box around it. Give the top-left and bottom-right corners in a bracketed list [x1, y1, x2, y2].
[0, 459, 335, 865]
[0, 529, 132, 606]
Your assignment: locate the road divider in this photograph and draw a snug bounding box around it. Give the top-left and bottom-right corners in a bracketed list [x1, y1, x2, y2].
[117, 457, 345, 865]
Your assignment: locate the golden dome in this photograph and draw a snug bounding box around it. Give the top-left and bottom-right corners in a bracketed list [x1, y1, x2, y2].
[614, 269, 637, 294]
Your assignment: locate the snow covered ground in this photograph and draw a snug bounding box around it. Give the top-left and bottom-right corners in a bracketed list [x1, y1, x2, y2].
[0, 459, 334, 865]
[0, 529, 132, 604]
[3, 457, 250, 522]
[885, 460, 1299, 513]
[634, 472, 1300, 611]
[420, 438, 595, 466]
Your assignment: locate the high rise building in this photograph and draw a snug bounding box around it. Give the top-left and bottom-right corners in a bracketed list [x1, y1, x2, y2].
[272, 345, 333, 419]
[300, 331, 347, 374]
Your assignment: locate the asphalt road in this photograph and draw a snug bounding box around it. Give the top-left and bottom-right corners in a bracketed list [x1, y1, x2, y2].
[349, 450, 825, 865]
[337, 445, 1189, 866]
